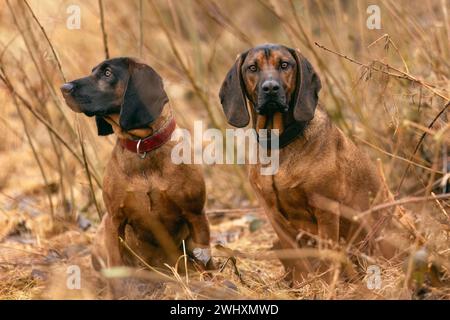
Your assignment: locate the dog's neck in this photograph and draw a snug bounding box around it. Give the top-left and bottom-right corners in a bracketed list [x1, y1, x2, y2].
[249, 103, 308, 148]
[104, 106, 172, 140]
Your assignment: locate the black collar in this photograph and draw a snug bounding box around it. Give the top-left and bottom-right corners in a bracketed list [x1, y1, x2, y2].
[257, 121, 308, 149]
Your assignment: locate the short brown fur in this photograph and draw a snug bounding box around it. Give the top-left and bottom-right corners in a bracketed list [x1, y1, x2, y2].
[220, 44, 394, 284]
[61, 57, 214, 297]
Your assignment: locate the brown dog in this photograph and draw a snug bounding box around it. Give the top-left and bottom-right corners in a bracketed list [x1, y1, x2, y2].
[219, 44, 392, 284]
[61, 57, 214, 296]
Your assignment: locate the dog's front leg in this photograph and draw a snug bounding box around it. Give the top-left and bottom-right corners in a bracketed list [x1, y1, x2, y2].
[315, 209, 340, 281]
[183, 210, 215, 270]
[92, 212, 130, 298]
[315, 209, 339, 250]
[92, 213, 124, 269]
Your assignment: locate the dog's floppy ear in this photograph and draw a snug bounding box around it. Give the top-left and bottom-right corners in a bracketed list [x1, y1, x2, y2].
[219, 51, 250, 128]
[289, 48, 322, 122]
[119, 60, 169, 131]
[95, 116, 114, 136]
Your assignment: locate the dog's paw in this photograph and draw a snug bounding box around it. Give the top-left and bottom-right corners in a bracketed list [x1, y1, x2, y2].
[193, 247, 212, 266]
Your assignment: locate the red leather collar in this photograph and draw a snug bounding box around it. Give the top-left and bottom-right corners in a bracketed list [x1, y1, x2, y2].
[119, 117, 176, 156]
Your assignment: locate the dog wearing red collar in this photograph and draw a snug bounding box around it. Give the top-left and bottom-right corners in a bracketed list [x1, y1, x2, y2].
[61, 57, 214, 297]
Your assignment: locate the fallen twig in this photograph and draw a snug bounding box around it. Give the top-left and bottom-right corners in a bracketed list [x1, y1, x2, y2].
[356, 193, 450, 221]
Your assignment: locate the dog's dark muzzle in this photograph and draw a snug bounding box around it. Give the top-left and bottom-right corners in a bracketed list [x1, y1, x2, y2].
[60, 81, 95, 114]
[60, 82, 75, 95]
[256, 99, 288, 115]
[60, 82, 84, 113]
[256, 79, 288, 114]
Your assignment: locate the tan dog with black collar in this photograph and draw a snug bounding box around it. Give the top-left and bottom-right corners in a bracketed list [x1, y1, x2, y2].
[219, 44, 394, 284]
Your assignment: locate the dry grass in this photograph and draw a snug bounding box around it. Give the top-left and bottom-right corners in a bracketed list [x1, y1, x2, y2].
[0, 0, 449, 299]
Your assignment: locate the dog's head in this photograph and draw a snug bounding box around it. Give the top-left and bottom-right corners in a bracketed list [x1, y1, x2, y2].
[219, 44, 321, 129]
[60, 57, 168, 135]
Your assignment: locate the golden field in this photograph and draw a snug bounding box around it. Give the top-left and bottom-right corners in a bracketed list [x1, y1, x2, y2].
[0, 0, 449, 299]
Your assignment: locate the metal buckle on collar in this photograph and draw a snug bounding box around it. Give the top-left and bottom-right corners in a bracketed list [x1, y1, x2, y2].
[136, 139, 147, 159]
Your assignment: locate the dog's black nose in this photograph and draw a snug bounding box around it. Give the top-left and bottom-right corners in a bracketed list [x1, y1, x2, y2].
[261, 80, 280, 94]
[60, 82, 75, 94]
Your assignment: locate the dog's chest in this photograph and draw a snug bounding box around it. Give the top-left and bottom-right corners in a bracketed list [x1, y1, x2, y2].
[249, 154, 312, 219]
[103, 154, 182, 226]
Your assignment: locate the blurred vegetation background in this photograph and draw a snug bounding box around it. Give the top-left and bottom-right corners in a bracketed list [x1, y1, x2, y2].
[0, 0, 448, 299]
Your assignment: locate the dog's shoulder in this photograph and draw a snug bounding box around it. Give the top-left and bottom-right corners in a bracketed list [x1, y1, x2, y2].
[303, 104, 333, 141]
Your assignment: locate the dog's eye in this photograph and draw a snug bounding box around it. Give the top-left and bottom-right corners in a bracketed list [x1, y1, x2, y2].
[248, 65, 257, 72]
[280, 62, 289, 69]
[104, 69, 112, 77]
